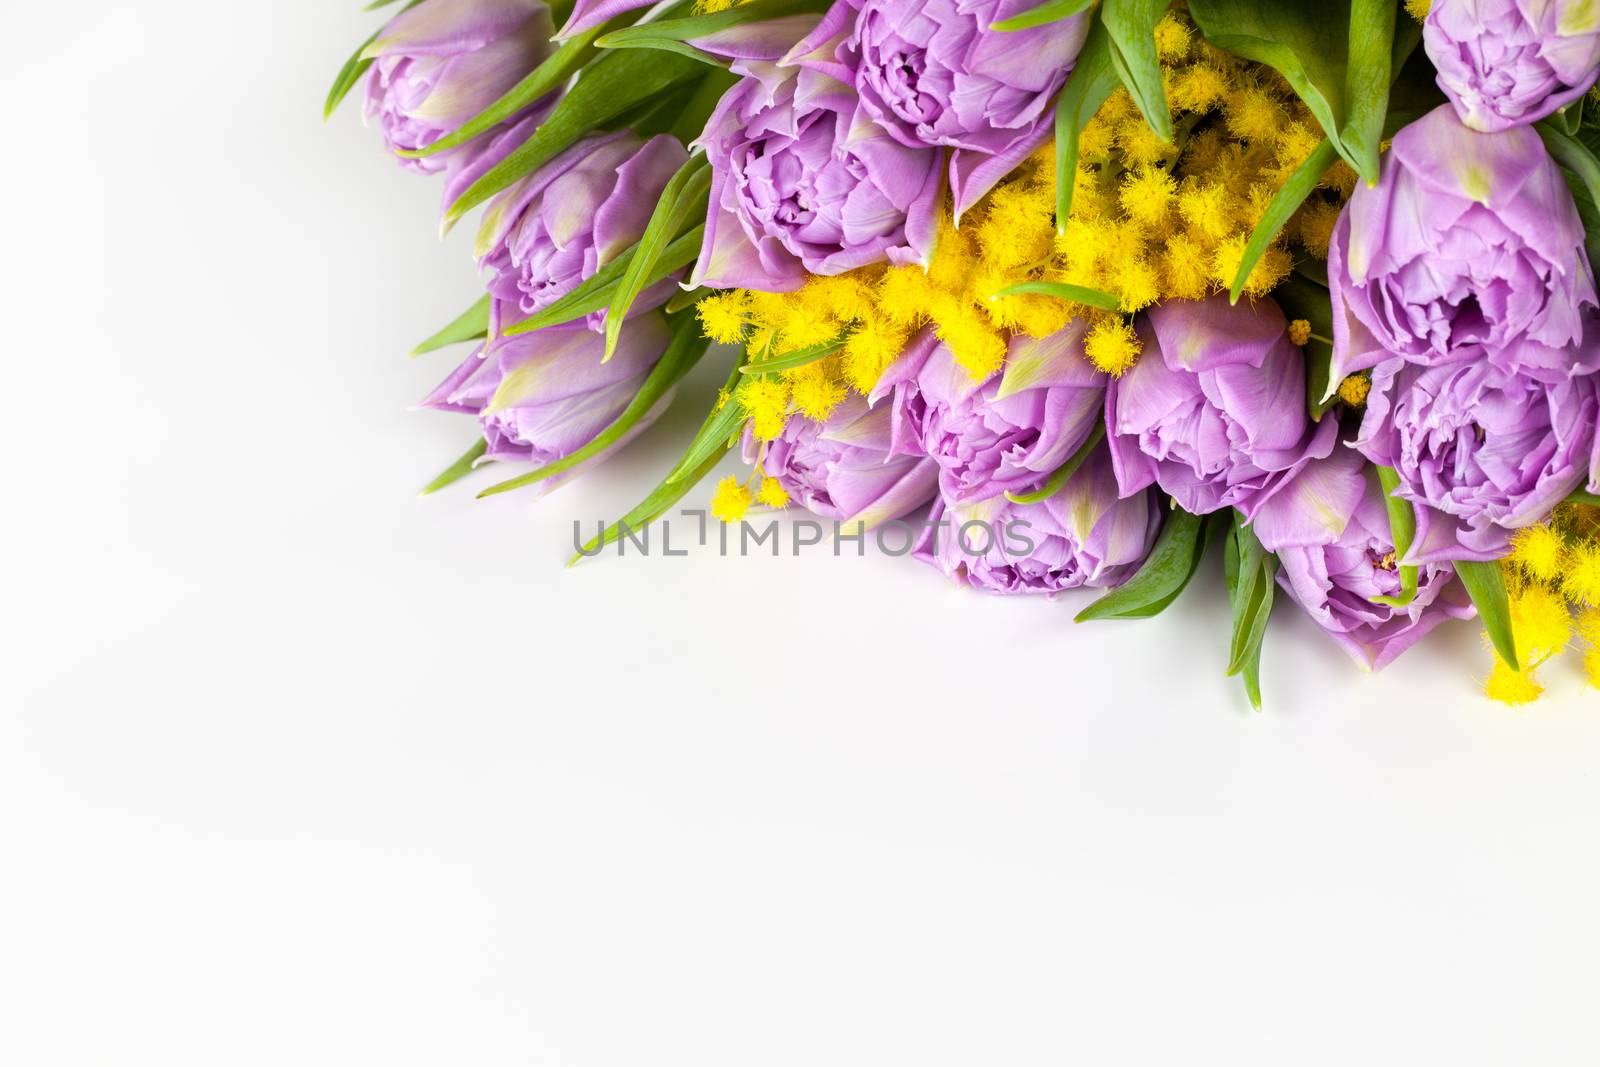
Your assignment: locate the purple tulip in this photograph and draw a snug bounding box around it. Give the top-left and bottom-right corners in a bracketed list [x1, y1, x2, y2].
[873, 325, 1105, 504]
[692, 56, 943, 290]
[473, 131, 688, 335]
[422, 315, 672, 492]
[1354, 358, 1600, 561]
[912, 445, 1161, 595]
[1251, 446, 1477, 671]
[1424, 0, 1600, 132]
[790, 0, 1090, 219]
[744, 395, 939, 528]
[1106, 295, 1339, 519]
[363, 0, 555, 174]
[1329, 104, 1600, 387]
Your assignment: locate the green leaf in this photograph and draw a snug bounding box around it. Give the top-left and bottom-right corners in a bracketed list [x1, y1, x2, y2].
[570, 449, 725, 564]
[993, 0, 1097, 32]
[991, 279, 1122, 312]
[604, 155, 711, 362]
[1053, 20, 1121, 233]
[1270, 274, 1339, 417]
[420, 438, 488, 496]
[478, 313, 711, 498]
[670, 67, 741, 144]
[597, 0, 831, 65]
[444, 47, 707, 227]
[1567, 488, 1600, 507]
[1455, 559, 1519, 672]
[502, 225, 704, 336]
[1228, 139, 1339, 304]
[411, 294, 491, 357]
[666, 362, 748, 484]
[1189, 0, 1374, 183]
[1004, 424, 1106, 504]
[1226, 518, 1277, 676]
[1341, 0, 1402, 185]
[1370, 466, 1421, 609]
[1222, 522, 1269, 710]
[739, 335, 846, 375]
[1101, 0, 1173, 143]
[1076, 508, 1212, 621]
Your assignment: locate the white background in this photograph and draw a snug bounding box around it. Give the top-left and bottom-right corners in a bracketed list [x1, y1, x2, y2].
[4, 3, 1599, 1064]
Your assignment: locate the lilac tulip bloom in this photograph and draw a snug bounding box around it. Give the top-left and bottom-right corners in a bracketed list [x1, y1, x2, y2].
[1424, 0, 1600, 132]
[363, 0, 554, 174]
[1251, 447, 1476, 671]
[473, 131, 688, 335]
[874, 324, 1106, 504]
[790, 0, 1090, 218]
[1354, 358, 1600, 561]
[422, 315, 672, 492]
[1328, 104, 1600, 387]
[692, 55, 943, 290]
[1106, 295, 1339, 519]
[913, 445, 1161, 596]
[745, 395, 939, 528]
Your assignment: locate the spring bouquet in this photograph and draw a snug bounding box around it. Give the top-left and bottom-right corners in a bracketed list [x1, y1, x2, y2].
[329, 0, 1600, 706]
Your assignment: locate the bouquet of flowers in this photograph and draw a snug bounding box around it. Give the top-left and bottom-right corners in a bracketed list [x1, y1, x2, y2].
[329, 0, 1600, 706]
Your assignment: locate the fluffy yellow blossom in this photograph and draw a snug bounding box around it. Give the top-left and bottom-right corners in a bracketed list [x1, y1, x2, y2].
[1084, 316, 1142, 376]
[710, 476, 752, 523]
[1510, 524, 1568, 583]
[1288, 319, 1312, 346]
[1404, 0, 1431, 22]
[735, 377, 791, 441]
[1562, 539, 1600, 604]
[1485, 658, 1544, 705]
[1153, 12, 1192, 60]
[1510, 583, 1573, 663]
[785, 361, 847, 422]
[1119, 166, 1178, 226]
[696, 291, 750, 345]
[756, 477, 789, 509]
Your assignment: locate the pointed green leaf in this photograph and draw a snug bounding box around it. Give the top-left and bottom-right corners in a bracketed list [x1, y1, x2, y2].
[739, 335, 846, 375]
[597, 0, 831, 65]
[412, 294, 491, 357]
[604, 155, 711, 362]
[570, 448, 725, 564]
[1076, 508, 1212, 621]
[1053, 20, 1121, 233]
[1370, 466, 1420, 609]
[1455, 559, 1519, 672]
[993, 0, 1097, 32]
[420, 438, 488, 496]
[1226, 516, 1277, 679]
[1228, 139, 1337, 304]
[666, 362, 748, 484]
[1101, 0, 1173, 142]
[1340, 0, 1402, 184]
[992, 279, 1122, 312]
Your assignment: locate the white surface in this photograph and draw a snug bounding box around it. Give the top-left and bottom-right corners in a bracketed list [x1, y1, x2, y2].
[4, 4, 1600, 1064]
